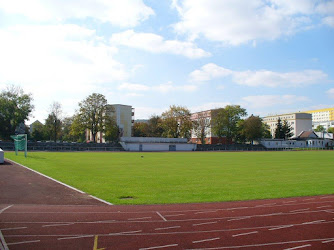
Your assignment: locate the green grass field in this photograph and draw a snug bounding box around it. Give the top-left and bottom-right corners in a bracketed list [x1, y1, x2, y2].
[5, 151, 334, 205]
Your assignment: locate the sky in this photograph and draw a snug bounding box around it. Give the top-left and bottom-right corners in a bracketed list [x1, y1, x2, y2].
[0, 0, 333, 124]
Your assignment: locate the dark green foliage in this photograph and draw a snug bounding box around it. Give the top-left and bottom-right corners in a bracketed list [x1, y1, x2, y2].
[161, 105, 192, 138]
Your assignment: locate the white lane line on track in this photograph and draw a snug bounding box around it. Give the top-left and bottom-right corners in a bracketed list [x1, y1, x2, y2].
[42, 223, 73, 227]
[232, 231, 258, 237]
[58, 235, 94, 240]
[6, 159, 113, 206]
[268, 225, 293, 231]
[6, 240, 40, 246]
[0, 227, 27, 231]
[164, 214, 184, 217]
[322, 239, 334, 243]
[139, 243, 178, 249]
[195, 210, 218, 214]
[0, 230, 9, 250]
[320, 196, 332, 199]
[303, 198, 315, 201]
[302, 220, 325, 225]
[258, 212, 282, 217]
[316, 205, 331, 209]
[155, 226, 180, 231]
[228, 216, 250, 222]
[186, 237, 334, 249]
[193, 221, 217, 226]
[290, 208, 310, 213]
[283, 201, 297, 204]
[128, 216, 152, 221]
[226, 207, 249, 210]
[0, 205, 13, 214]
[283, 244, 311, 250]
[193, 237, 220, 244]
[255, 203, 276, 207]
[156, 212, 167, 222]
[110, 230, 142, 235]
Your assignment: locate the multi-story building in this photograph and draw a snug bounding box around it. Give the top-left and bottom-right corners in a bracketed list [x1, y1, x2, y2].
[86, 104, 134, 143]
[303, 107, 334, 130]
[190, 109, 230, 144]
[262, 113, 312, 138]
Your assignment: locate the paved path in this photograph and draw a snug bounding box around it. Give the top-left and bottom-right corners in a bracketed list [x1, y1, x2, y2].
[1, 160, 333, 249]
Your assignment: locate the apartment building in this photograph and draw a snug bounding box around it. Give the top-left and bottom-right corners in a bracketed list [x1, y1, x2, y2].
[262, 113, 312, 138]
[303, 107, 334, 130]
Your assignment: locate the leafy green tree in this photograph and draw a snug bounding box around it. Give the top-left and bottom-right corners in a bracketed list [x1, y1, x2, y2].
[61, 117, 74, 142]
[161, 105, 192, 138]
[314, 125, 326, 132]
[31, 121, 46, 141]
[0, 85, 34, 140]
[192, 112, 210, 144]
[104, 116, 120, 142]
[45, 102, 62, 142]
[147, 115, 164, 137]
[70, 114, 86, 142]
[240, 115, 264, 144]
[77, 93, 107, 143]
[211, 105, 247, 142]
[327, 127, 334, 133]
[133, 122, 149, 137]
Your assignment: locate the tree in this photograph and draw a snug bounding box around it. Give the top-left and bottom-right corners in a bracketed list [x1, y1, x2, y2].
[147, 115, 164, 137]
[328, 127, 334, 133]
[133, 122, 149, 137]
[192, 112, 210, 144]
[61, 117, 74, 142]
[30, 120, 46, 141]
[104, 116, 120, 142]
[240, 115, 264, 144]
[161, 105, 192, 138]
[274, 118, 284, 139]
[314, 125, 326, 132]
[282, 120, 293, 139]
[45, 102, 62, 142]
[0, 85, 34, 140]
[211, 105, 247, 142]
[70, 114, 86, 142]
[77, 93, 107, 143]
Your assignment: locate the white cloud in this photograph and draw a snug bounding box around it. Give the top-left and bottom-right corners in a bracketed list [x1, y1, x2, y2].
[134, 106, 166, 119]
[0, 0, 154, 27]
[190, 102, 231, 113]
[242, 95, 309, 108]
[327, 88, 334, 99]
[110, 30, 211, 59]
[154, 81, 198, 93]
[118, 82, 150, 91]
[172, 0, 332, 45]
[189, 63, 328, 87]
[322, 16, 334, 27]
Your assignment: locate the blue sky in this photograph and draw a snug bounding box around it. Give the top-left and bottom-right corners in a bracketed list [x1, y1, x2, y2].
[0, 0, 333, 123]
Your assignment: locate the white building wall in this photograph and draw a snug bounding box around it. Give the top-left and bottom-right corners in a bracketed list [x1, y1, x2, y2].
[120, 142, 197, 151]
[0, 148, 4, 164]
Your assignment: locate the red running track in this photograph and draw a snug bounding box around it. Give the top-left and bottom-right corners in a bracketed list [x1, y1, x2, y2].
[1, 160, 334, 249]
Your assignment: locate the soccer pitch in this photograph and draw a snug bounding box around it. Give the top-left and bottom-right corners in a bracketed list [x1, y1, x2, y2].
[5, 151, 334, 205]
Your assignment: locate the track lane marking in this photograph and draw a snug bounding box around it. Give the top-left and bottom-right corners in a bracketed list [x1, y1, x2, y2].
[156, 212, 167, 221]
[302, 220, 325, 225]
[232, 231, 258, 237]
[283, 244, 311, 250]
[58, 235, 94, 240]
[164, 214, 184, 217]
[195, 210, 218, 214]
[6, 240, 40, 246]
[193, 237, 220, 244]
[268, 225, 293, 231]
[228, 216, 250, 221]
[128, 216, 152, 221]
[290, 208, 309, 213]
[316, 205, 331, 209]
[109, 230, 142, 235]
[155, 226, 180, 231]
[0, 227, 27, 231]
[193, 221, 218, 226]
[322, 239, 334, 243]
[139, 243, 178, 249]
[0, 230, 9, 250]
[42, 223, 74, 227]
[0, 205, 13, 214]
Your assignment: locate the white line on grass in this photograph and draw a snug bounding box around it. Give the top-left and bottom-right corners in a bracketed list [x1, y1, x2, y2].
[156, 212, 167, 222]
[5, 159, 113, 206]
[193, 237, 220, 244]
[0, 205, 13, 214]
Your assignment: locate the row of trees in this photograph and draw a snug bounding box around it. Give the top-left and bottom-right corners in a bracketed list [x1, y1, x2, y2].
[134, 105, 272, 144]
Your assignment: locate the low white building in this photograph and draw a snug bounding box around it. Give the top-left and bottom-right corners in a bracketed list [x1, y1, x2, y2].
[262, 113, 312, 138]
[304, 107, 334, 130]
[120, 137, 197, 152]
